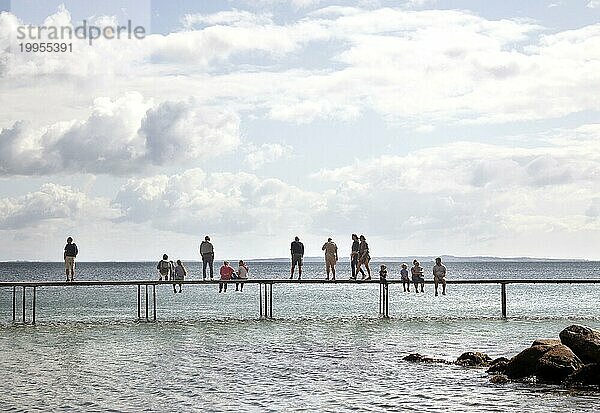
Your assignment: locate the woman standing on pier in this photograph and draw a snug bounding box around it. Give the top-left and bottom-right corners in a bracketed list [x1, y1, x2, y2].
[357, 235, 371, 280]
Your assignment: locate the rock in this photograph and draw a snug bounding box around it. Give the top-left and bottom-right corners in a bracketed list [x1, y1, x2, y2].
[489, 374, 509, 384]
[505, 345, 552, 379]
[487, 357, 509, 374]
[403, 353, 449, 364]
[455, 352, 492, 367]
[536, 344, 583, 383]
[559, 325, 600, 364]
[564, 363, 600, 386]
[532, 339, 561, 347]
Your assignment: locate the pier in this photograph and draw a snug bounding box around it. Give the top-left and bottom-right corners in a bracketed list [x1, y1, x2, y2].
[2, 279, 599, 325]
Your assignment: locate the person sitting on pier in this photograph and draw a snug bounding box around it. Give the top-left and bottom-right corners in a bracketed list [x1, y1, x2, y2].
[64, 237, 78, 282]
[290, 236, 304, 280]
[433, 257, 447, 296]
[411, 260, 424, 293]
[322, 237, 338, 280]
[200, 236, 215, 281]
[219, 261, 235, 293]
[173, 260, 187, 293]
[400, 263, 410, 292]
[236, 260, 249, 292]
[357, 235, 371, 280]
[379, 264, 388, 281]
[157, 254, 174, 281]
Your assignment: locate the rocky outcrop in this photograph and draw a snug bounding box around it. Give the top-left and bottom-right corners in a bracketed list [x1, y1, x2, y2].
[455, 352, 493, 367]
[532, 339, 561, 347]
[559, 325, 600, 364]
[487, 357, 509, 374]
[505, 345, 553, 379]
[536, 344, 583, 383]
[564, 363, 600, 386]
[403, 353, 450, 364]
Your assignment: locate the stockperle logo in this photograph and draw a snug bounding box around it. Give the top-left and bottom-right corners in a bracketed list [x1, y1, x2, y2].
[17, 19, 146, 45]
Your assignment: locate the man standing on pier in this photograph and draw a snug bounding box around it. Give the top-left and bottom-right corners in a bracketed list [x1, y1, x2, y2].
[322, 237, 338, 280]
[350, 233, 364, 280]
[290, 236, 304, 279]
[433, 257, 447, 296]
[64, 237, 78, 282]
[200, 236, 215, 280]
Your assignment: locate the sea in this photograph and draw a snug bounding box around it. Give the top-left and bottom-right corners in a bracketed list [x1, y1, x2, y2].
[0, 261, 599, 412]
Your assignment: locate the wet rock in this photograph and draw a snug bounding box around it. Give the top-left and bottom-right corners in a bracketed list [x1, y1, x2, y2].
[487, 357, 509, 374]
[489, 374, 509, 384]
[564, 363, 600, 387]
[455, 352, 493, 367]
[536, 344, 583, 383]
[532, 339, 561, 347]
[559, 325, 600, 364]
[505, 345, 552, 379]
[403, 353, 449, 364]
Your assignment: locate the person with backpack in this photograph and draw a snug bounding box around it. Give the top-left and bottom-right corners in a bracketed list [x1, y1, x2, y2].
[157, 254, 174, 281]
[64, 237, 78, 282]
[199, 236, 215, 280]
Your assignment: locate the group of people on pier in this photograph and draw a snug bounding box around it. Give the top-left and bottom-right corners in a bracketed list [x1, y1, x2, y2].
[62, 234, 447, 296]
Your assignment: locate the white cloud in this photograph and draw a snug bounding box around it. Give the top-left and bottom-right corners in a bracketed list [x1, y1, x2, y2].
[588, 0, 600, 8]
[0, 183, 116, 229]
[0, 93, 240, 175]
[113, 168, 324, 235]
[244, 143, 293, 170]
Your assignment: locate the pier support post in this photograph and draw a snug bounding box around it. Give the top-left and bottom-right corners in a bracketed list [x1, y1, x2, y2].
[22, 286, 26, 323]
[379, 283, 389, 318]
[269, 283, 273, 319]
[32, 286, 36, 325]
[153, 285, 157, 321]
[501, 283, 507, 318]
[12, 286, 16, 321]
[137, 285, 141, 320]
[259, 283, 263, 318]
[145, 285, 149, 321]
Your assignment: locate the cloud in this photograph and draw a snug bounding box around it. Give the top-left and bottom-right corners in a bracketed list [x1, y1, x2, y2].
[0, 183, 116, 229]
[0, 93, 240, 176]
[588, 1, 600, 8]
[244, 143, 293, 170]
[113, 168, 324, 235]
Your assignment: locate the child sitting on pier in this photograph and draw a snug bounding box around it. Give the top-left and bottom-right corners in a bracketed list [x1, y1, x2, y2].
[379, 264, 388, 281]
[400, 263, 410, 292]
[411, 260, 424, 293]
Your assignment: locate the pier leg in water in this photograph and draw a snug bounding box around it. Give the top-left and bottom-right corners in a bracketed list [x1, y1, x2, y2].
[153, 285, 157, 321]
[137, 285, 141, 320]
[12, 286, 16, 322]
[22, 286, 26, 323]
[32, 286, 36, 325]
[269, 283, 273, 319]
[145, 285, 149, 321]
[501, 283, 507, 318]
[259, 283, 263, 318]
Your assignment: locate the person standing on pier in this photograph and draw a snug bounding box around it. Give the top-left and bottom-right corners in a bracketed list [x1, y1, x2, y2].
[433, 257, 447, 296]
[200, 236, 215, 280]
[357, 235, 371, 280]
[290, 236, 304, 279]
[350, 234, 365, 280]
[322, 237, 338, 280]
[64, 237, 78, 282]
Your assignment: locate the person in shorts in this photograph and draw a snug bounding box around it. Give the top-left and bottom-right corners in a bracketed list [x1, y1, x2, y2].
[219, 261, 235, 293]
[157, 254, 173, 281]
[64, 237, 78, 282]
[290, 236, 304, 279]
[433, 257, 447, 296]
[322, 237, 338, 280]
[173, 260, 187, 293]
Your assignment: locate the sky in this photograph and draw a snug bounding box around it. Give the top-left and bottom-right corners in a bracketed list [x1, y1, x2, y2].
[0, 0, 599, 261]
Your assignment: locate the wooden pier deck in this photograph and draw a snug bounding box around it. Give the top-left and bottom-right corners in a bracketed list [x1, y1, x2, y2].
[1, 278, 599, 324]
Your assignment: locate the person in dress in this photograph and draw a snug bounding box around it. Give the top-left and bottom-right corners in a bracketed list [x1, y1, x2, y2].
[350, 234, 365, 280]
[357, 235, 371, 280]
[173, 260, 187, 293]
[219, 261, 235, 293]
[433, 257, 447, 296]
[411, 260, 424, 293]
[236, 260, 249, 292]
[400, 263, 410, 292]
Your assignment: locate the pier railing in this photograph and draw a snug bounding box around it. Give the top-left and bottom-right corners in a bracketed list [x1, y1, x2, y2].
[1, 279, 599, 324]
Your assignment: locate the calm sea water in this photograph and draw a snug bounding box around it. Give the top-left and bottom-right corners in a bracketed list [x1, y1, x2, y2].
[0, 261, 599, 412]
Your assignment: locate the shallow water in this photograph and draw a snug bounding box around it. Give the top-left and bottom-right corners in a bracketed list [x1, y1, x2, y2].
[0, 261, 599, 412]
